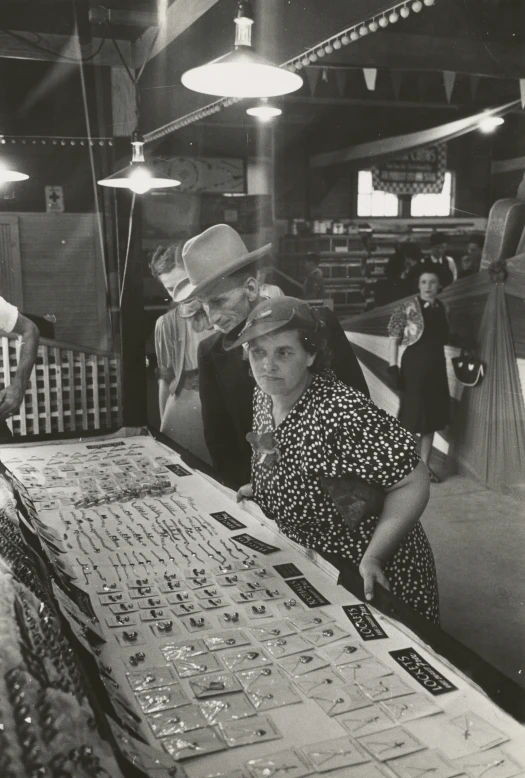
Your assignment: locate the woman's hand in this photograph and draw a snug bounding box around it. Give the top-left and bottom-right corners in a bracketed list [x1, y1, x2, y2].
[359, 554, 391, 602]
[236, 484, 253, 503]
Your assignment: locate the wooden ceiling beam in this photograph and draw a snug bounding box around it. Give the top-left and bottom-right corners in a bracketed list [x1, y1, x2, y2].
[324, 33, 525, 79]
[0, 30, 132, 68]
[132, 0, 221, 66]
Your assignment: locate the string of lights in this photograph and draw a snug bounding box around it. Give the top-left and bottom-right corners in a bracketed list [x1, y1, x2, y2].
[0, 136, 114, 146]
[143, 0, 437, 143]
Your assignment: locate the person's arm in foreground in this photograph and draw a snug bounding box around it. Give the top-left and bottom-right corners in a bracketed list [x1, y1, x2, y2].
[0, 313, 39, 421]
[359, 460, 430, 601]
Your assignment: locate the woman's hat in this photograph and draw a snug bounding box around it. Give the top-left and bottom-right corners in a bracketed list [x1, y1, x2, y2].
[224, 296, 319, 351]
[173, 224, 272, 303]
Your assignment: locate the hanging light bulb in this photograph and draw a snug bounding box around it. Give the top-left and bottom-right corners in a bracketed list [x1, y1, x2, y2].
[412, 0, 423, 11]
[97, 132, 180, 194]
[389, 9, 400, 23]
[378, 16, 389, 27]
[0, 162, 28, 184]
[181, 1, 303, 98]
[400, 5, 410, 18]
[478, 115, 504, 134]
[246, 98, 282, 121]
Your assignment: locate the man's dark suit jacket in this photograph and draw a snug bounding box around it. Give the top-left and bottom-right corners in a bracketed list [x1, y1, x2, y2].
[198, 307, 369, 489]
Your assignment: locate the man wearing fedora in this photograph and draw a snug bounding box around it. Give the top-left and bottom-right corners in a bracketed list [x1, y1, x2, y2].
[174, 224, 368, 488]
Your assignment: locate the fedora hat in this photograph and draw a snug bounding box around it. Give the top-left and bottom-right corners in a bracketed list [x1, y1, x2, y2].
[173, 224, 271, 303]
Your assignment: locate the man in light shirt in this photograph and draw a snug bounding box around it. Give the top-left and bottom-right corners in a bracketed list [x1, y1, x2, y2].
[0, 296, 39, 434]
[428, 233, 457, 285]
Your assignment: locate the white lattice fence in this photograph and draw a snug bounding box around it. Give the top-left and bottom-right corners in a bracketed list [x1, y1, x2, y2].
[0, 336, 123, 436]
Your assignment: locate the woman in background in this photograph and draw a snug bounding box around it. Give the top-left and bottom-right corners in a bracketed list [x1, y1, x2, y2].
[388, 262, 450, 483]
[149, 244, 212, 464]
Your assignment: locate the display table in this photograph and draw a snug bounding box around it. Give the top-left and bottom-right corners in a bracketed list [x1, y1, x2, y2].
[0, 429, 524, 778]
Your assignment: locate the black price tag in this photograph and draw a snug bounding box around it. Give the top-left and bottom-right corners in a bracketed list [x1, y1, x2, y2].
[166, 464, 192, 477]
[86, 441, 126, 450]
[273, 562, 303, 579]
[285, 577, 331, 608]
[231, 534, 280, 554]
[343, 604, 389, 641]
[389, 648, 457, 696]
[209, 511, 246, 530]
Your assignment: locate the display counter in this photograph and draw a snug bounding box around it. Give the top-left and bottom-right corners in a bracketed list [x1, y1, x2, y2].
[0, 428, 524, 778]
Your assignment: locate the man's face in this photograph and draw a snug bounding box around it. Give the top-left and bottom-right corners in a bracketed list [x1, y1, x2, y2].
[198, 276, 252, 334]
[432, 242, 447, 259]
[467, 242, 482, 260]
[158, 267, 186, 301]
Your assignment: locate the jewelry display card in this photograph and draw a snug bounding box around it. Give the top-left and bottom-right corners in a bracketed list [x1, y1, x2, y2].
[220, 647, 272, 672]
[337, 657, 394, 685]
[301, 734, 371, 772]
[310, 683, 372, 716]
[135, 684, 190, 714]
[278, 651, 330, 678]
[246, 748, 314, 778]
[451, 748, 524, 778]
[173, 653, 224, 678]
[218, 714, 282, 748]
[294, 666, 345, 696]
[321, 641, 372, 666]
[263, 633, 314, 658]
[199, 693, 257, 725]
[380, 693, 442, 724]
[160, 639, 207, 662]
[386, 749, 462, 778]
[249, 621, 298, 642]
[147, 704, 208, 737]
[245, 678, 302, 712]
[286, 609, 335, 630]
[189, 671, 243, 698]
[161, 727, 226, 760]
[357, 726, 425, 761]
[339, 703, 397, 737]
[127, 666, 178, 692]
[204, 630, 252, 651]
[424, 712, 509, 759]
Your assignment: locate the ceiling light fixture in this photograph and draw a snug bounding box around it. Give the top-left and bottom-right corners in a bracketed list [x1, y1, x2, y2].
[0, 162, 28, 184]
[97, 132, 180, 194]
[246, 98, 282, 121]
[478, 115, 504, 133]
[181, 1, 303, 98]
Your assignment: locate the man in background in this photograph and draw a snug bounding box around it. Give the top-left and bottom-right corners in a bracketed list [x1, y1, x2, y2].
[173, 225, 368, 487]
[0, 296, 39, 435]
[458, 235, 483, 279]
[426, 233, 457, 286]
[303, 252, 326, 300]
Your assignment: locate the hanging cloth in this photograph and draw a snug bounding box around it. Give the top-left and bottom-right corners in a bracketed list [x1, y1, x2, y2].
[451, 279, 525, 497]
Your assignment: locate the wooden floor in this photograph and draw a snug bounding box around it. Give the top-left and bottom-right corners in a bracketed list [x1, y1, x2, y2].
[421, 468, 525, 690]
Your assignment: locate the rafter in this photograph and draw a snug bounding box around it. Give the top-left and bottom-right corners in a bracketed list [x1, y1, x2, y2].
[0, 30, 132, 68]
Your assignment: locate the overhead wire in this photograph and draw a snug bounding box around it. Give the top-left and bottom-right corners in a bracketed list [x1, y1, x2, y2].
[1, 28, 106, 63]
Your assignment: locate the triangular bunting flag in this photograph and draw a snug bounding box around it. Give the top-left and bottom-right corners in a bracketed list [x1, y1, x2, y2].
[469, 75, 480, 101]
[334, 69, 347, 97]
[520, 79, 525, 109]
[363, 67, 377, 92]
[442, 70, 456, 103]
[304, 66, 321, 96]
[390, 71, 403, 100]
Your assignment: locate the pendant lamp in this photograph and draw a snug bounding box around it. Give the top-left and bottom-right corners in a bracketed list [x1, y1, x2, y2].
[0, 163, 28, 184]
[97, 132, 180, 194]
[246, 98, 282, 120]
[181, 1, 303, 98]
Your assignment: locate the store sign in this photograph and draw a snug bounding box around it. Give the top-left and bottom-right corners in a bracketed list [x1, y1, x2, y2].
[343, 604, 389, 641]
[209, 511, 246, 530]
[372, 144, 447, 195]
[231, 533, 281, 554]
[285, 577, 331, 607]
[390, 648, 458, 695]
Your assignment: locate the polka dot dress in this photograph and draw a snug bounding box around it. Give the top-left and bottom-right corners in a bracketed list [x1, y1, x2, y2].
[251, 370, 440, 624]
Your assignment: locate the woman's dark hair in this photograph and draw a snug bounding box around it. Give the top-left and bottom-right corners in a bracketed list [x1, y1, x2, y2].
[296, 324, 331, 373]
[413, 260, 447, 287]
[149, 243, 184, 279]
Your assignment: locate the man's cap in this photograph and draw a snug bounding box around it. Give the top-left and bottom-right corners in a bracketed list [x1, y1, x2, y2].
[223, 296, 319, 351]
[173, 224, 271, 303]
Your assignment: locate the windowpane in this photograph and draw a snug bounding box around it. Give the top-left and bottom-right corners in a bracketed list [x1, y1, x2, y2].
[357, 171, 399, 217]
[410, 172, 453, 217]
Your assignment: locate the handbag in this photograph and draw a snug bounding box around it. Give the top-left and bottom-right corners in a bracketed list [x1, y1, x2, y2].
[451, 349, 485, 387]
[320, 475, 385, 533]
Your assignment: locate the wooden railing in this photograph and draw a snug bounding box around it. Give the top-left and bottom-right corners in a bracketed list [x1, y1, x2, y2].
[0, 335, 122, 437]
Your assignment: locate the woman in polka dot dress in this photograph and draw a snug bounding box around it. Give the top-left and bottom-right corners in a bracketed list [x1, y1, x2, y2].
[228, 296, 439, 624]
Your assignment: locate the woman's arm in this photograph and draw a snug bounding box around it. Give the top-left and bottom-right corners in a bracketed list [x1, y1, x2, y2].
[359, 460, 430, 600]
[158, 379, 170, 419]
[388, 336, 399, 367]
